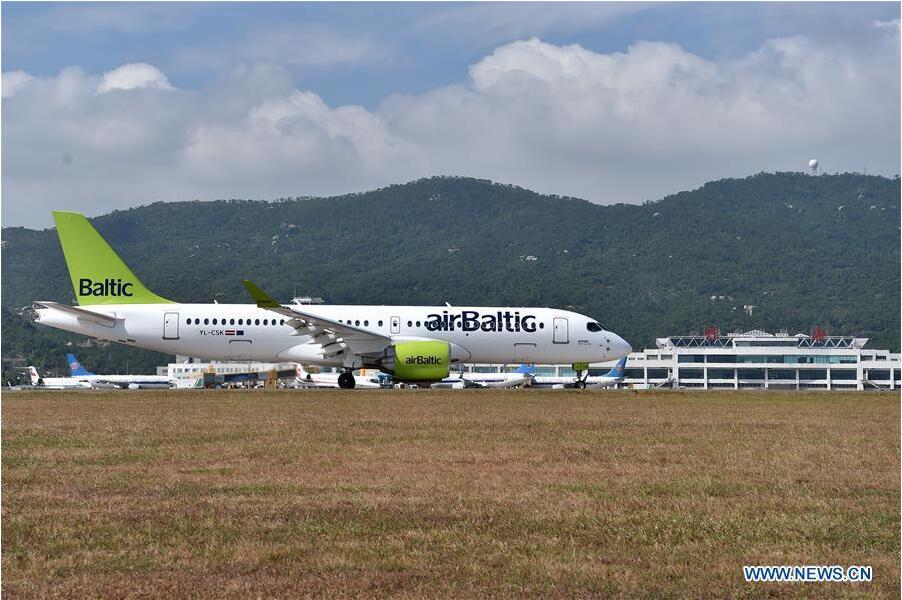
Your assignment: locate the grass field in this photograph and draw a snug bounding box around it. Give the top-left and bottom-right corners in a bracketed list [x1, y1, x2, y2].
[2, 389, 899, 597]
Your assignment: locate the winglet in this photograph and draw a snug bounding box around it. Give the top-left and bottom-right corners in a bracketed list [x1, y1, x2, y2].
[243, 280, 281, 308]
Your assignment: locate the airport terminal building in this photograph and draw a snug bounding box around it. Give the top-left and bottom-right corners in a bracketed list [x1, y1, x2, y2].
[465, 330, 901, 391]
[622, 330, 900, 390]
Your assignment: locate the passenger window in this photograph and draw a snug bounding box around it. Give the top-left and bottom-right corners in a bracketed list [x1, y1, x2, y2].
[238, 319, 243, 326]
[539, 322, 544, 329]
[416, 321, 421, 327]
[280, 319, 285, 325]
[204, 318, 209, 325]
[378, 320, 384, 327]
[213, 318, 218, 325]
[407, 320, 412, 327]
[263, 319, 269, 325]
[364, 320, 369, 326]
[355, 320, 360, 326]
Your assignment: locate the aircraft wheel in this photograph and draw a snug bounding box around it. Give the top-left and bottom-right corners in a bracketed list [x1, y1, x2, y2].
[338, 371, 356, 389]
[574, 380, 587, 389]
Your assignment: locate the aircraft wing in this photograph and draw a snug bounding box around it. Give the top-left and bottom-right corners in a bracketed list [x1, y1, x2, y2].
[243, 281, 391, 358]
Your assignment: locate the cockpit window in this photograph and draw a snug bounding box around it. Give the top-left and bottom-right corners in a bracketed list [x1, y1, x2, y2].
[586, 322, 603, 332]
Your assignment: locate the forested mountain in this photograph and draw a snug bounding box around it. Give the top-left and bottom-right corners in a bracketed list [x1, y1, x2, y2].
[2, 172, 899, 380]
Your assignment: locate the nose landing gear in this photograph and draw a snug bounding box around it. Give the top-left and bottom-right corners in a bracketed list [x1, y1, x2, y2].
[573, 362, 589, 389]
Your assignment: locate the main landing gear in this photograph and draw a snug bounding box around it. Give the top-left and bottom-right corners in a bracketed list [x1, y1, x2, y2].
[574, 369, 589, 389]
[338, 370, 356, 390]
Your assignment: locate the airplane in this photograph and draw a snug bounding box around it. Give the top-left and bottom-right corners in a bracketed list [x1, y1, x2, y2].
[528, 357, 629, 389]
[26, 366, 92, 390]
[66, 353, 175, 389]
[33, 211, 631, 389]
[293, 365, 385, 389]
[432, 365, 533, 389]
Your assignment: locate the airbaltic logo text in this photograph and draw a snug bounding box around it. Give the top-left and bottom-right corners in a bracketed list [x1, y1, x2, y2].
[425, 310, 536, 333]
[743, 565, 872, 583]
[79, 278, 134, 297]
[405, 356, 442, 365]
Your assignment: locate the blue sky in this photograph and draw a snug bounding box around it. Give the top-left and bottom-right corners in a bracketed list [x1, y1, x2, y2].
[3, 2, 900, 227]
[5, 2, 897, 107]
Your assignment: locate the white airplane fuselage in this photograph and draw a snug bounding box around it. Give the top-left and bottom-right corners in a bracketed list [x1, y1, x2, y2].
[531, 375, 624, 389]
[35, 303, 631, 368]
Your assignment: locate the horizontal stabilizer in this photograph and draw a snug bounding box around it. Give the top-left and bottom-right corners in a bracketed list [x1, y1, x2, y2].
[33, 301, 119, 327]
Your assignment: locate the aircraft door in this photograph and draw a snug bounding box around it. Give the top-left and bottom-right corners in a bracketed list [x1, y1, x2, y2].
[390, 316, 401, 335]
[553, 317, 569, 344]
[163, 312, 180, 340]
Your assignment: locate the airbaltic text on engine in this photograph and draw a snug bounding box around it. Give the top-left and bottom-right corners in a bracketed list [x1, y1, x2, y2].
[405, 355, 442, 365]
[425, 310, 536, 333]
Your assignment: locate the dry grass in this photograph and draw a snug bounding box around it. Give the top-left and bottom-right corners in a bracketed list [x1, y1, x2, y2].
[2, 389, 899, 598]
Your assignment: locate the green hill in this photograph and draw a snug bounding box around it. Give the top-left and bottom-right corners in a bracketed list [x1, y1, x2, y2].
[2, 172, 899, 380]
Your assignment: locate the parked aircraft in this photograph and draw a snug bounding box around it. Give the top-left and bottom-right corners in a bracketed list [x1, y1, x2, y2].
[294, 365, 384, 389]
[26, 366, 92, 389]
[528, 357, 629, 389]
[432, 365, 532, 389]
[34, 212, 631, 388]
[67, 353, 175, 389]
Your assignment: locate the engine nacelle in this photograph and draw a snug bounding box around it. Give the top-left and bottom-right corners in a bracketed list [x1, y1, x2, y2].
[128, 383, 140, 390]
[379, 341, 450, 382]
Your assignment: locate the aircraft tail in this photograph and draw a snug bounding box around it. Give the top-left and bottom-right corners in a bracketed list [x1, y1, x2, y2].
[515, 363, 535, 374]
[66, 353, 94, 376]
[296, 364, 313, 382]
[27, 366, 41, 386]
[605, 357, 627, 378]
[52, 211, 173, 306]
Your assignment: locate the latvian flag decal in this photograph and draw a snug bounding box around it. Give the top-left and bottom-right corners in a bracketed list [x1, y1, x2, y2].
[225, 330, 245, 336]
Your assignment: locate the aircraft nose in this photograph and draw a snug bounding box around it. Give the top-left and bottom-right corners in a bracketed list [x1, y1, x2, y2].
[608, 332, 632, 359]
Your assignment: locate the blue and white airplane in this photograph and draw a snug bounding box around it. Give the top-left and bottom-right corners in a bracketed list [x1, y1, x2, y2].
[527, 357, 628, 389]
[66, 353, 175, 389]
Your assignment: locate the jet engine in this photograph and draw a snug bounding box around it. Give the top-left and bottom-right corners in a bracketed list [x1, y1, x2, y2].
[378, 340, 450, 381]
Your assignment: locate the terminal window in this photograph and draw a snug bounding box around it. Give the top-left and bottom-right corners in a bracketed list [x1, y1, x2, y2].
[738, 369, 765, 379]
[768, 369, 795, 380]
[708, 369, 735, 379]
[678, 355, 705, 363]
[707, 355, 737, 363]
[831, 369, 857, 381]
[799, 369, 827, 380]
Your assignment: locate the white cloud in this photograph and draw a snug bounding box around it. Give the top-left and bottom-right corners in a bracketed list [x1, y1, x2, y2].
[97, 63, 174, 94]
[2, 70, 34, 98]
[873, 18, 901, 30]
[2, 25, 899, 227]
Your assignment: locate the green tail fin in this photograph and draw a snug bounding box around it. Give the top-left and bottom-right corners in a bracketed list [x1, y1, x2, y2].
[52, 211, 173, 305]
